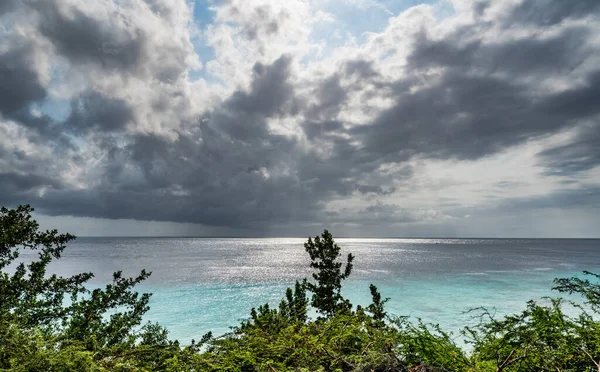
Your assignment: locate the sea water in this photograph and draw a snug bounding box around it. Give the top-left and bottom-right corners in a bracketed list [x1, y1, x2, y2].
[24, 237, 600, 345]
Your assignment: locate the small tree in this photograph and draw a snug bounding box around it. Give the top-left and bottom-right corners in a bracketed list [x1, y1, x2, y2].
[304, 230, 354, 317]
[0, 205, 156, 349]
[367, 284, 389, 327]
[279, 279, 308, 323]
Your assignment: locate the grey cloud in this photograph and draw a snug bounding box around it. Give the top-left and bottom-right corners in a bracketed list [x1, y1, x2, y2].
[228, 4, 285, 40]
[331, 203, 451, 225]
[31, 182, 316, 228]
[228, 55, 296, 118]
[305, 75, 346, 120]
[300, 74, 350, 140]
[65, 92, 134, 133]
[538, 123, 600, 176]
[0, 172, 63, 192]
[539, 71, 600, 119]
[486, 28, 591, 75]
[6, 111, 76, 148]
[7, 132, 315, 228]
[355, 184, 395, 196]
[352, 9, 600, 164]
[245, 5, 280, 39]
[142, 0, 179, 21]
[408, 34, 481, 70]
[17, 55, 319, 228]
[409, 26, 590, 76]
[533, 75, 600, 177]
[343, 60, 380, 81]
[0, 172, 64, 206]
[354, 72, 541, 161]
[0, 0, 407, 230]
[497, 186, 600, 211]
[2, 0, 600, 234]
[473, 1, 490, 17]
[507, 0, 600, 26]
[0, 0, 18, 15]
[36, 1, 144, 71]
[494, 181, 526, 189]
[0, 46, 46, 115]
[32, 0, 192, 83]
[302, 120, 344, 140]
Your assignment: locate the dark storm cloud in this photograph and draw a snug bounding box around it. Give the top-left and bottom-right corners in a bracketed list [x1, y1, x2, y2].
[538, 123, 600, 176]
[65, 92, 134, 133]
[0, 46, 46, 115]
[343, 60, 380, 81]
[497, 186, 600, 211]
[30, 181, 318, 227]
[7, 111, 77, 148]
[409, 26, 590, 76]
[0, 172, 64, 206]
[354, 72, 540, 161]
[506, 0, 600, 26]
[539, 71, 600, 119]
[7, 131, 316, 228]
[36, 1, 143, 71]
[355, 184, 395, 196]
[27, 0, 192, 83]
[302, 120, 344, 140]
[407, 35, 481, 70]
[228, 55, 296, 118]
[351, 7, 600, 165]
[2, 0, 600, 232]
[327, 202, 449, 225]
[300, 74, 354, 142]
[473, 1, 490, 17]
[534, 72, 600, 176]
[0, 0, 18, 15]
[305, 75, 346, 120]
[14, 55, 322, 228]
[0, 172, 63, 192]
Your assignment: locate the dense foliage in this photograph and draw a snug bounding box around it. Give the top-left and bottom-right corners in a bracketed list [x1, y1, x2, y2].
[1, 205, 600, 371]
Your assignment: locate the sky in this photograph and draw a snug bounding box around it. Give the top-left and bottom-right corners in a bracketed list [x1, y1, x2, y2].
[1, 0, 600, 238]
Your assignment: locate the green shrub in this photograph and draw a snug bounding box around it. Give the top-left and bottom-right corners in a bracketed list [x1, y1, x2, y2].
[3, 205, 600, 371]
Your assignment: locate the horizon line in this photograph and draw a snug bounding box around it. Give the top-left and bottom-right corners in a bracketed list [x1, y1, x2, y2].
[73, 236, 600, 240]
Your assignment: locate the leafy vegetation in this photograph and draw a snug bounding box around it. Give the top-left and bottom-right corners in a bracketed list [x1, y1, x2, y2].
[1, 205, 600, 371]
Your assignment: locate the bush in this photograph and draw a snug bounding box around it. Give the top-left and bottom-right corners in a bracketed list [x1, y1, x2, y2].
[0, 205, 181, 370]
[3, 205, 600, 371]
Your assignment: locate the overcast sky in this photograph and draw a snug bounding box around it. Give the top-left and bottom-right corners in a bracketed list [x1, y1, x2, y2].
[1, 0, 599, 237]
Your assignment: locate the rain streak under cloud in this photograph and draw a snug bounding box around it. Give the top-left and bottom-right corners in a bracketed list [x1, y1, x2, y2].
[1, 0, 600, 237]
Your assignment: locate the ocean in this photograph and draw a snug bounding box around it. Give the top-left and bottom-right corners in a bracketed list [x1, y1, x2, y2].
[29, 237, 600, 345]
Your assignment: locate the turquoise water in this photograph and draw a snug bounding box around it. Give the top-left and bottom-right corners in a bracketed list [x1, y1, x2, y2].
[27, 237, 600, 344]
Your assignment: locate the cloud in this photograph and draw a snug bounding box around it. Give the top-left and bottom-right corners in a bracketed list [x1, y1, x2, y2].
[538, 123, 600, 176]
[36, 1, 144, 71]
[227, 55, 297, 119]
[328, 202, 453, 226]
[65, 91, 134, 133]
[1, 0, 600, 236]
[491, 185, 600, 212]
[0, 172, 63, 203]
[505, 0, 600, 26]
[0, 45, 47, 115]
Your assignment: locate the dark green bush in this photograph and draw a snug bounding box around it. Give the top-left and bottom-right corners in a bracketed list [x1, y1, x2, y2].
[2, 205, 600, 371]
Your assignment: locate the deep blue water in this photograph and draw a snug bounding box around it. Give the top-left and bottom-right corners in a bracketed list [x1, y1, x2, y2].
[24, 237, 600, 344]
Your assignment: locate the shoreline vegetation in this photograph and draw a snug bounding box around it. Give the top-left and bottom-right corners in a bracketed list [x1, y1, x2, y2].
[2, 205, 600, 371]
